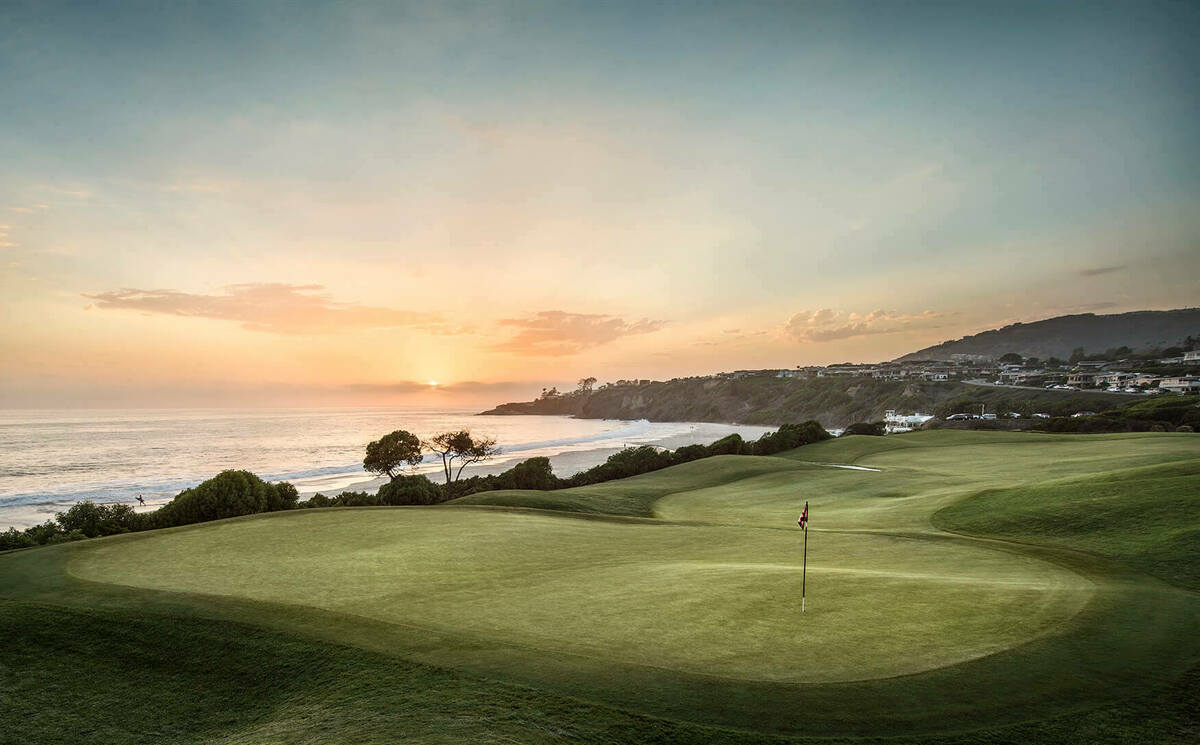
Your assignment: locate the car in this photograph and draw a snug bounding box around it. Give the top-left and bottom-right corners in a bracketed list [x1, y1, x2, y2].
[1033, 413, 1051, 418]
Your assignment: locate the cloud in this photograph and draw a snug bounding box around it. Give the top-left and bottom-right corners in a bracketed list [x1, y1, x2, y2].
[84, 283, 448, 334]
[494, 310, 665, 356]
[785, 308, 948, 343]
[1079, 265, 1127, 277]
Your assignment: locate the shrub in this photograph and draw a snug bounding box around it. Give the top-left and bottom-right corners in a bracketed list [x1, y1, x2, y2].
[23, 521, 64, 545]
[299, 493, 333, 508]
[0, 528, 36, 551]
[842, 422, 885, 437]
[751, 421, 832, 455]
[706, 434, 747, 456]
[154, 470, 278, 527]
[378, 474, 444, 505]
[268, 482, 299, 511]
[506, 457, 558, 490]
[56, 501, 141, 538]
[328, 491, 381, 507]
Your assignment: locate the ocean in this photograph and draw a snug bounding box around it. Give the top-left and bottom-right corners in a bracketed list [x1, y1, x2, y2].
[0, 407, 772, 530]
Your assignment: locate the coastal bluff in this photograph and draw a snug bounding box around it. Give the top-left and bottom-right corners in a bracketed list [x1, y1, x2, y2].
[480, 374, 1131, 428]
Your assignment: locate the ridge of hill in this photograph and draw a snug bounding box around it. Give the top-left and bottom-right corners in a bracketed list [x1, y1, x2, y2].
[895, 307, 1200, 362]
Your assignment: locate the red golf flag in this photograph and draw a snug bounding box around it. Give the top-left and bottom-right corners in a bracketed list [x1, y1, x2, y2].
[797, 501, 808, 529]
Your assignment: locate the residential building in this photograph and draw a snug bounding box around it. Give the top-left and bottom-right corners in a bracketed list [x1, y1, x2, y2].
[1160, 377, 1200, 394]
[1067, 371, 1101, 386]
[884, 410, 935, 434]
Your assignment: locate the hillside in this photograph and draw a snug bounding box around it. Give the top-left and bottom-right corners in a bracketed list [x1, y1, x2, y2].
[481, 375, 1132, 427]
[896, 308, 1200, 362]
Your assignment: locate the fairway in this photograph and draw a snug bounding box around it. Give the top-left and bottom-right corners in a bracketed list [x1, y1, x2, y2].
[4, 430, 1199, 742]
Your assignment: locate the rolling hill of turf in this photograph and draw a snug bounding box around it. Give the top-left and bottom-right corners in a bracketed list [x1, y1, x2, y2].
[2, 430, 1198, 744]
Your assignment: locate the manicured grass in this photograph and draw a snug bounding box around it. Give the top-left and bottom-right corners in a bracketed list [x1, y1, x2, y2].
[934, 458, 1200, 590]
[66, 509, 1090, 684]
[2, 430, 1198, 743]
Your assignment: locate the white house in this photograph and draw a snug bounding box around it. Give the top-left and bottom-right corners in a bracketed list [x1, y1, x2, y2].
[884, 410, 935, 434]
[1184, 351, 1200, 362]
[1160, 376, 1200, 394]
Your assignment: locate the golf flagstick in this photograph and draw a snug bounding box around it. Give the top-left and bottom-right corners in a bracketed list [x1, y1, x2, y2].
[799, 500, 809, 613]
[801, 523, 807, 613]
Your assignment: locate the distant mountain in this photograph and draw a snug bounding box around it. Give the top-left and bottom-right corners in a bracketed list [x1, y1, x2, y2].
[895, 308, 1200, 362]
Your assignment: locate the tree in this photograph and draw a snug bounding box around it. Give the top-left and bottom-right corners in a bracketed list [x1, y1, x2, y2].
[507, 457, 557, 490]
[576, 377, 597, 393]
[1069, 347, 1086, 363]
[422, 430, 500, 493]
[268, 482, 299, 511]
[363, 430, 424, 479]
[998, 352, 1023, 364]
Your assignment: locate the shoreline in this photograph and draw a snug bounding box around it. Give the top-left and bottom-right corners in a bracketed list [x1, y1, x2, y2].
[1, 420, 774, 531]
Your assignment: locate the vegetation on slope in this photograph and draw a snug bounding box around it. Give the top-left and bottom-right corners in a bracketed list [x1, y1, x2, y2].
[481, 374, 1131, 426]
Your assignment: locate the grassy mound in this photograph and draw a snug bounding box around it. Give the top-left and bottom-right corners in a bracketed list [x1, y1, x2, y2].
[935, 458, 1200, 590]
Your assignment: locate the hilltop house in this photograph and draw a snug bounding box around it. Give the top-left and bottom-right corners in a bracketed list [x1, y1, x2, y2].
[1095, 371, 1137, 388]
[1066, 371, 1101, 387]
[884, 410, 935, 434]
[1160, 376, 1200, 394]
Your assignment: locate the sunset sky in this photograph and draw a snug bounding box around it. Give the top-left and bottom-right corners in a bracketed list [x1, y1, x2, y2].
[2, 1, 1198, 407]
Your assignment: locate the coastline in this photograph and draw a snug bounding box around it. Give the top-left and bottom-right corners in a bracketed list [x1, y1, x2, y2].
[1, 418, 773, 531]
[311, 421, 774, 497]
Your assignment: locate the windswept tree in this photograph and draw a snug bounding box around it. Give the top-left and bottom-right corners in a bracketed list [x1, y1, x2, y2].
[363, 430, 424, 479]
[423, 430, 499, 493]
[577, 376, 597, 393]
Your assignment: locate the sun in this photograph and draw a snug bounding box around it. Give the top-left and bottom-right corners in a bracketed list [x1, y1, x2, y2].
[428, 380, 438, 387]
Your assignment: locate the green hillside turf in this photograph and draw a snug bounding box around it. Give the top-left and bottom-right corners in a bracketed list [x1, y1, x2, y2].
[2, 430, 1198, 743]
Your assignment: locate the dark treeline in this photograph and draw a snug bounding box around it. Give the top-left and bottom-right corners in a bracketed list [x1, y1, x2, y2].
[929, 395, 1200, 434]
[1033, 396, 1198, 434]
[0, 470, 298, 552]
